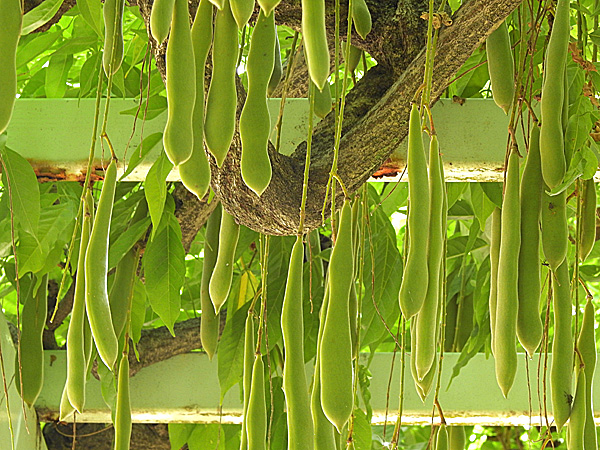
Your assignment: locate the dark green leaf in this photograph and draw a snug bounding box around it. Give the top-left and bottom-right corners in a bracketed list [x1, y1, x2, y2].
[121, 132, 163, 180]
[21, 0, 66, 35]
[360, 186, 402, 348]
[145, 151, 173, 240]
[45, 54, 73, 98]
[77, 0, 104, 37]
[120, 96, 167, 120]
[107, 217, 150, 270]
[0, 144, 40, 238]
[168, 423, 196, 450]
[470, 183, 496, 231]
[217, 302, 250, 401]
[144, 212, 185, 335]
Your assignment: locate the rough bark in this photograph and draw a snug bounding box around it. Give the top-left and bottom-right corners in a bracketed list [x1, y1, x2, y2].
[126, 314, 224, 377]
[43, 422, 172, 450]
[26, 0, 522, 237]
[209, 0, 523, 235]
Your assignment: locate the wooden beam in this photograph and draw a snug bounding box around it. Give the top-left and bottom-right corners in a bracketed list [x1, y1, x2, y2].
[35, 350, 598, 427]
[6, 98, 518, 182]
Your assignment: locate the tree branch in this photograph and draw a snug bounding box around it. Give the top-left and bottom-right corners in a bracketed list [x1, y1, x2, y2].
[210, 0, 523, 235]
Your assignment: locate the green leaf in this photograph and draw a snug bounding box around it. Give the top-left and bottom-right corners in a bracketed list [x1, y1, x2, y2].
[21, 0, 66, 35]
[234, 225, 258, 262]
[0, 144, 40, 237]
[145, 151, 173, 240]
[352, 408, 373, 450]
[16, 31, 61, 68]
[144, 212, 185, 335]
[446, 183, 467, 209]
[446, 235, 487, 260]
[479, 182, 502, 208]
[121, 132, 163, 180]
[265, 235, 296, 348]
[77, 0, 104, 38]
[218, 302, 250, 401]
[130, 279, 146, 344]
[360, 186, 402, 348]
[470, 183, 496, 230]
[565, 97, 593, 162]
[168, 423, 196, 450]
[78, 51, 101, 98]
[16, 202, 75, 276]
[380, 182, 409, 217]
[107, 217, 151, 270]
[188, 424, 222, 450]
[45, 54, 73, 98]
[120, 96, 168, 120]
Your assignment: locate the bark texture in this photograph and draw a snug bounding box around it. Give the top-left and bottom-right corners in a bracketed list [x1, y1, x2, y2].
[43, 422, 171, 450]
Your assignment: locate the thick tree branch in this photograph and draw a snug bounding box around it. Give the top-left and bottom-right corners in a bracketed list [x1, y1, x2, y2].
[43, 422, 171, 450]
[211, 0, 523, 235]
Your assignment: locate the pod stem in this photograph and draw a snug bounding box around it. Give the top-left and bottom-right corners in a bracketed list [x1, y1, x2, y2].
[274, 32, 301, 154]
[255, 234, 270, 353]
[53, 55, 105, 322]
[323, 0, 354, 223]
[298, 82, 316, 234]
[389, 317, 406, 449]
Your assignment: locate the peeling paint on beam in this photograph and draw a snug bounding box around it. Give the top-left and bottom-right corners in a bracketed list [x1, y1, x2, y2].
[35, 351, 600, 425]
[7, 98, 525, 182]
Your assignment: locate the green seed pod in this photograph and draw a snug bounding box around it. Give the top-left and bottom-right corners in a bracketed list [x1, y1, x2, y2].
[411, 322, 437, 401]
[103, 0, 125, 75]
[517, 124, 543, 356]
[240, 313, 255, 450]
[85, 159, 119, 371]
[311, 284, 337, 450]
[282, 236, 314, 450]
[486, 20, 514, 114]
[352, 0, 371, 40]
[448, 426, 467, 450]
[488, 206, 501, 355]
[551, 260, 574, 431]
[208, 0, 225, 9]
[231, 0, 254, 29]
[16, 274, 48, 406]
[301, 0, 330, 90]
[108, 249, 137, 341]
[59, 384, 76, 422]
[540, 0, 570, 189]
[399, 104, 430, 319]
[320, 200, 354, 433]
[268, 31, 283, 97]
[314, 82, 333, 119]
[114, 355, 132, 450]
[437, 425, 449, 450]
[494, 150, 520, 398]
[0, 0, 21, 135]
[579, 178, 596, 262]
[256, 0, 279, 17]
[200, 204, 221, 360]
[414, 134, 445, 381]
[541, 189, 568, 272]
[205, 0, 239, 166]
[65, 191, 93, 413]
[179, 0, 214, 199]
[240, 10, 276, 196]
[246, 354, 267, 450]
[567, 368, 586, 450]
[163, 0, 196, 167]
[344, 42, 363, 75]
[208, 209, 240, 312]
[150, 0, 176, 43]
[578, 299, 596, 450]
